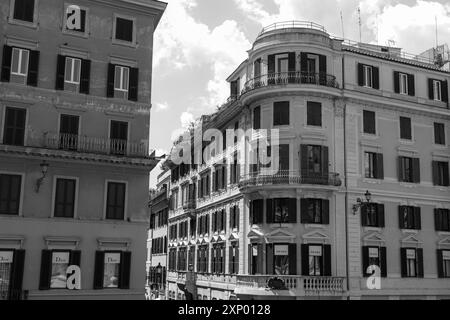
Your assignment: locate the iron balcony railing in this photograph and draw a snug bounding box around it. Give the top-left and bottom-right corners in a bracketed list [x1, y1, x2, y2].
[182, 199, 197, 210]
[236, 275, 345, 294]
[238, 170, 342, 188]
[258, 21, 327, 36]
[242, 72, 339, 95]
[44, 132, 150, 158]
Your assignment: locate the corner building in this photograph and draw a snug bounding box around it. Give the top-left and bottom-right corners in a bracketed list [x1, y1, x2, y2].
[164, 21, 450, 300]
[0, 0, 166, 299]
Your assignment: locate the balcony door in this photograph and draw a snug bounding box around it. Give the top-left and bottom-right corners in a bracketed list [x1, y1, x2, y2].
[59, 114, 79, 150]
[301, 145, 329, 184]
[110, 120, 128, 156]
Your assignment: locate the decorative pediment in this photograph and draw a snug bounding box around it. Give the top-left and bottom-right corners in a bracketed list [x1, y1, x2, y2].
[210, 235, 225, 243]
[247, 229, 264, 239]
[362, 232, 385, 244]
[189, 240, 196, 246]
[401, 233, 422, 246]
[438, 237, 450, 247]
[302, 230, 329, 244]
[229, 232, 239, 241]
[201, 237, 210, 244]
[196, 238, 203, 245]
[264, 228, 296, 243]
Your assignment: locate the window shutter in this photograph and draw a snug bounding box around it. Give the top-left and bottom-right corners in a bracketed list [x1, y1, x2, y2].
[119, 251, 131, 289]
[248, 244, 252, 274]
[266, 244, 273, 275]
[393, 71, 400, 93]
[362, 246, 369, 277]
[361, 204, 368, 227]
[437, 249, 444, 278]
[398, 206, 404, 229]
[80, 59, 91, 94]
[27, 50, 39, 86]
[300, 198, 308, 223]
[319, 55, 327, 73]
[372, 67, 380, 89]
[39, 250, 52, 290]
[9, 249, 25, 300]
[400, 248, 407, 277]
[93, 251, 105, 289]
[69, 250, 81, 267]
[323, 244, 332, 276]
[300, 144, 308, 176]
[257, 243, 263, 274]
[357, 63, 364, 86]
[432, 161, 439, 186]
[288, 244, 297, 275]
[412, 158, 420, 183]
[377, 204, 385, 228]
[435, 209, 442, 231]
[268, 55, 275, 74]
[414, 207, 421, 230]
[428, 78, 435, 100]
[416, 248, 424, 278]
[322, 199, 330, 225]
[301, 244, 309, 276]
[407, 74, 415, 96]
[266, 199, 273, 223]
[1, 45, 12, 82]
[289, 198, 297, 223]
[321, 146, 329, 176]
[376, 153, 384, 179]
[398, 157, 404, 181]
[380, 247, 387, 277]
[128, 67, 138, 101]
[107, 63, 115, 97]
[442, 80, 448, 102]
[55, 55, 66, 90]
[300, 53, 308, 73]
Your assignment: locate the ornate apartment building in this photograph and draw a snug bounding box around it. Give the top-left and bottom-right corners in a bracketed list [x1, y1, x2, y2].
[163, 21, 450, 300]
[0, 0, 166, 299]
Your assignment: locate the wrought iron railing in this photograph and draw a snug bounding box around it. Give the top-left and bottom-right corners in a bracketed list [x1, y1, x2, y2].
[242, 72, 339, 95]
[258, 21, 327, 36]
[238, 170, 342, 188]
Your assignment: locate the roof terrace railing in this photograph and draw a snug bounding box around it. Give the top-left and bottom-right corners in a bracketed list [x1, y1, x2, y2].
[258, 21, 327, 37]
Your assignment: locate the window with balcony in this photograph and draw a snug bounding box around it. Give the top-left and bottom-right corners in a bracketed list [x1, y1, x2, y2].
[110, 120, 128, 156]
[12, 0, 35, 23]
[105, 182, 126, 220]
[306, 101, 321, 127]
[266, 198, 296, 223]
[398, 156, 420, 183]
[358, 64, 379, 89]
[253, 106, 261, 129]
[363, 110, 376, 134]
[248, 243, 262, 275]
[362, 246, 387, 277]
[0, 174, 22, 215]
[434, 123, 446, 145]
[399, 206, 421, 230]
[3, 107, 26, 146]
[399, 116, 412, 140]
[433, 161, 449, 186]
[301, 145, 329, 182]
[300, 198, 329, 225]
[364, 152, 384, 179]
[266, 244, 296, 275]
[59, 114, 79, 150]
[401, 248, 423, 278]
[54, 178, 76, 218]
[438, 250, 450, 278]
[301, 244, 331, 276]
[435, 209, 450, 232]
[273, 101, 289, 126]
[230, 154, 240, 185]
[361, 203, 385, 228]
[196, 245, 208, 273]
[212, 165, 227, 192]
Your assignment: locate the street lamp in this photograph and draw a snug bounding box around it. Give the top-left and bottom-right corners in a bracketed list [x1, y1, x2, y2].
[35, 161, 50, 193]
[352, 190, 372, 215]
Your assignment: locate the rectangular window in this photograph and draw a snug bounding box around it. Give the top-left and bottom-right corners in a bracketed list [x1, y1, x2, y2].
[0, 174, 22, 215]
[0, 251, 13, 298]
[399, 206, 421, 230]
[115, 17, 134, 42]
[435, 209, 450, 232]
[13, 0, 35, 22]
[306, 101, 322, 127]
[363, 65, 373, 88]
[362, 203, 384, 227]
[363, 110, 376, 134]
[3, 107, 26, 146]
[433, 161, 449, 187]
[442, 251, 450, 278]
[364, 152, 383, 179]
[305, 199, 324, 224]
[110, 120, 128, 156]
[307, 145, 323, 174]
[64, 57, 81, 84]
[273, 244, 289, 275]
[11, 48, 29, 77]
[399, 73, 408, 95]
[398, 156, 420, 183]
[253, 106, 261, 129]
[273, 101, 289, 126]
[106, 182, 126, 220]
[229, 244, 239, 274]
[50, 251, 70, 288]
[308, 245, 322, 276]
[434, 80, 442, 101]
[59, 114, 79, 150]
[103, 252, 120, 288]
[54, 178, 76, 218]
[406, 249, 416, 277]
[400, 116, 412, 140]
[434, 123, 445, 145]
[272, 198, 290, 223]
[114, 66, 129, 92]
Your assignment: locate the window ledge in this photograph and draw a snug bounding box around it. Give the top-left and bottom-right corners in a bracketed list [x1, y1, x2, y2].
[112, 38, 138, 48]
[399, 182, 419, 188]
[401, 229, 419, 234]
[45, 236, 81, 250]
[361, 133, 379, 140]
[363, 227, 383, 233]
[363, 178, 383, 184]
[97, 237, 132, 250]
[62, 29, 90, 39]
[438, 231, 450, 236]
[8, 17, 38, 29]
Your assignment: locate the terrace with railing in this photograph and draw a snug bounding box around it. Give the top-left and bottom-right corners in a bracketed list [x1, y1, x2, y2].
[257, 21, 328, 37]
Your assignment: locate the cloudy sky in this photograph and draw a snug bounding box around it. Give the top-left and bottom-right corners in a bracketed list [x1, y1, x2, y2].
[149, 0, 450, 187]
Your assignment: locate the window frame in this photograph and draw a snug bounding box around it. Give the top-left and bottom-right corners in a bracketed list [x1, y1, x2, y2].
[103, 180, 128, 221]
[112, 13, 137, 47]
[433, 122, 446, 146]
[51, 175, 79, 219]
[399, 73, 408, 95]
[64, 56, 82, 85]
[433, 80, 442, 102]
[0, 171, 25, 216]
[113, 65, 130, 93]
[102, 250, 122, 289]
[8, 0, 39, 28]
[10, 47, 29, 77]
[306, 101, 322, 127]
[2, 106, 28, 147]
[363, 65, 373, 88]
[399, 116, 413, 141]
[362, 110, 376, 135]
[273, 101, 290, 126]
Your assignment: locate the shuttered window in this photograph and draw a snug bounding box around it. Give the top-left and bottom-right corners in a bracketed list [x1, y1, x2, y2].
[307, 101, 321, 127]
[399, 116, 412, 140]
[300, 198, 329, 225]
[362, 246, 387, 277]
[92, 251, 131, 289]
[435, 209, 450, 232]
[400, 248, 423, 278]
[253, 106, 261, 129]
[364, 152, 384, 179]
[267, 198, 296, 224]
[398, 206, 421, 230]
[106, 182, 126, 220]
[434, 123, 446, 145]
[361, 203, 385, 228]
[432, 161, 449, 186]
[398, 156, 420, 183]
[301, 244, 331, 276]
[3, 107, 26, 146]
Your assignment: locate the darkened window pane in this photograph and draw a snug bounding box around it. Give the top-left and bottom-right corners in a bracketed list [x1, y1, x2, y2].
[110, 121, 128, 155]
[106, 182, 126, 220]
[253, 106, 261, 129]
[3, 107, 26, 146]
[13, 0, 35, 22]
[307, 101, 322, 127]
[273, 101, 289, 126]
[400, 117, 412, 140]
[115, 17, 133, 42]
[363, 110, 376, 134]
[54, 179, 76, 218]
[0, 174, 22, 215]
[434, 123, 445, 145]
[278, 144, 290, 172]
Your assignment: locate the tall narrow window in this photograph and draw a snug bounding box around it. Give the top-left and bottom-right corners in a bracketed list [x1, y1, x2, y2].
[64, 57, 81, 85]
[434, 80, 442, 101]
[114, 66, 129, 99]
[106, 182, 126, 220]
[432, 161, 449, 187]
[3, 107, 26, 146]
[11, 48, 29, 77]
[434, 123, 445, 145]
[364, 152, 383, 179]
[110, 120, 128, 156]
[399, 73, 408, 95]
[253, 106, 261, 129]
[306, 101, 322, 127]
[0, 174, 22, 215]
[59, 114, 79, 150]
[400, 117, 412, 140]
[363, 65, 372, 88]
[273, 101, 289, 126]
[363, 110, 376, 134]
[54, 178, 76, 218]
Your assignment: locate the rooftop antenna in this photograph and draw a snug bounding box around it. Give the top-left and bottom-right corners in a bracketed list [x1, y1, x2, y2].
[435, 16, 439, 48]
[340, 10, 345, 39]
[357, 7, 362, 43]
[376, 14, 379, 45]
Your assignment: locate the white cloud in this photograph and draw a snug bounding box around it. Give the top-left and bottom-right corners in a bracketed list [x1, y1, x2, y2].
[170, 111, 195, 142]
[154, 101, 169, 111]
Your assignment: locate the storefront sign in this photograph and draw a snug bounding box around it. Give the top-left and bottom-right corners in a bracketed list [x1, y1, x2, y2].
[274, 245, 289, 256]
[52, 252, 70, 264]
[443, 251, 450, 260]
[369, 248, 379, 258]
[309, 245, 322, 257]
[406, 249, 416, 259]
[105, 253, 121, 264]
[0, 251, 13, 263]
